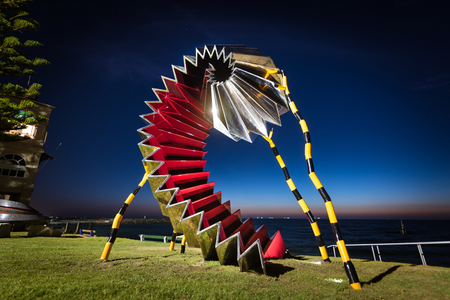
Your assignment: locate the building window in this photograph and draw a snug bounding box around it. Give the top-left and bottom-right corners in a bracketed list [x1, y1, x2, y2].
[0, 193, 19, 201]
[0, 154, 27, 178]
[6, 124, 38, 139]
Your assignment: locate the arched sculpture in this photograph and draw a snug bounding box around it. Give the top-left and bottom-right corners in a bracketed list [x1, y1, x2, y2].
[101, 45, 361, 289]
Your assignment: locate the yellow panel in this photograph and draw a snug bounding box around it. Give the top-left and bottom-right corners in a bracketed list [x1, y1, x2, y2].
[309, 172, 323, 189]
[144, 160, 162, 173]
[169, 241, 176, 251]
[289, 102, 298, 113]
[286, 178, 296, 191]
[311, 222, 321, 236]
[276, 155, 286, 168]
[282, 76, 290, 94]
[124, 194, 135, 205]
[300, 120, 309, 133]
[138, 172, 149, 186]
[147, 175, 170, 193]
[138, 144, 159, 159]
[297, 199, 309, 213]
[337, 240, 350, 262]
[100, 242, 113, 261]
[319, 246, 329, 260]
[112, 214, 123, 229]
[304, 143, 312, 160]
[325, 202, 337, 223]
[350, 283, 362, 290]
[264, 69, 279, 79]
[262, 136, 275, 148]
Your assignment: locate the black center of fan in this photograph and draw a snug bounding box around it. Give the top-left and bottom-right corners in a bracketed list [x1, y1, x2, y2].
[209, 61, 233, 83]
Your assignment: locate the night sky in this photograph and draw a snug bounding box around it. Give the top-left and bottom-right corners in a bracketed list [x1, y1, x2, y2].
[19, 0, 450, 219]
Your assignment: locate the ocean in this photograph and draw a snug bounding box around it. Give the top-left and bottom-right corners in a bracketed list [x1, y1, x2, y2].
[87, 219, 450, 268]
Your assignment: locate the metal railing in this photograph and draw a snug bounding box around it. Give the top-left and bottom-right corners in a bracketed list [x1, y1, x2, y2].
[327, 241, 450, 266]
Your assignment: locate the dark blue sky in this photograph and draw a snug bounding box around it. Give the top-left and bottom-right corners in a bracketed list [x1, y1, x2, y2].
[22, 0, 450, 219]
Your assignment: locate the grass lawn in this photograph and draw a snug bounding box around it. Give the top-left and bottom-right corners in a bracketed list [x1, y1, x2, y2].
[1, 232, 449, 299]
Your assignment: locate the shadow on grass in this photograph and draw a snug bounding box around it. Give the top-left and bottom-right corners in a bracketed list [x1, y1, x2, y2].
[13, 235, 84, 239]
[106, 256, 149, 262]
[283, 253, 309, 261]
[362, 265, 402, 286]
[265, 261, 296, 278]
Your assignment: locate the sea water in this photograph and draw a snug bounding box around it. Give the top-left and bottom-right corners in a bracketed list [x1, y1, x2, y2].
[90, 219, 450, 268]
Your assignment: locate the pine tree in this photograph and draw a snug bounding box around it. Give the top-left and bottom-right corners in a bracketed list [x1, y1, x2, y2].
[0, 0, 50, 138]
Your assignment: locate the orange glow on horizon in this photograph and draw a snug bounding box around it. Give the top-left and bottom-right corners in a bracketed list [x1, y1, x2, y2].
[239, 202, 450, 219]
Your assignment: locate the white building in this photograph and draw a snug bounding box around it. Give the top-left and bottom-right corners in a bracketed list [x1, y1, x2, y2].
[0, 96, 55, 206]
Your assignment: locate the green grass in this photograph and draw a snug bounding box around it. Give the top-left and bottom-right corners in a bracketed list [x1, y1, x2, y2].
[1, 232, 449, 299]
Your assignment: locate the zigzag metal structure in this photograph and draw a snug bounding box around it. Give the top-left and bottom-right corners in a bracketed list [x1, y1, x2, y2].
[137, 45, 286, 273]
[100, 45, 361, 288]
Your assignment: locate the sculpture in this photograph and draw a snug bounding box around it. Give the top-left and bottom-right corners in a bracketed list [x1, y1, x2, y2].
[101, 45, 361, 289]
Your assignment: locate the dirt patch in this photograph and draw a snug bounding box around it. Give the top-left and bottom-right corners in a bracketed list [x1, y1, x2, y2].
[191, 261, 205, 267]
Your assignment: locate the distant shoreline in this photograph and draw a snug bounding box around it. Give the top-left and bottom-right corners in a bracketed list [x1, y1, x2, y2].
[120, 218, 171, 225]
[50, 218, 171, 225]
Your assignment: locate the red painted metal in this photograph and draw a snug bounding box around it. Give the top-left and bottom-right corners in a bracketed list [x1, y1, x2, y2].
[178, 182, 215, 200]
[245, 225, 269, 252]
[165, 160, 207, 173]
[141, 48, 286, 266]
[160, 145, 206, 159]
[263, 231, 286, 259]
[171, 171, 210, 187]
[205, 201, 231, 224]
[191, 192, 221, 212]
[234, 218, 255, 245]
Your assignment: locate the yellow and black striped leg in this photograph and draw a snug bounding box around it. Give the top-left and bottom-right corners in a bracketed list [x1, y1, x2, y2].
[169, 231, 177, 251]
[100, 167, 149, 261]
[263, 128, 330, 262]
[282, 73, 361, 290]
[180, 236, 186, 254]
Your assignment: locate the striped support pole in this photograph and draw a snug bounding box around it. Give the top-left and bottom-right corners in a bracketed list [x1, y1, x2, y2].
[100, 167, 149, 261]
[169, 231, 177, 251]
[281, 73, 361, 290]
[262, 128, 330, 262]
[180, 236, 186, 254]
